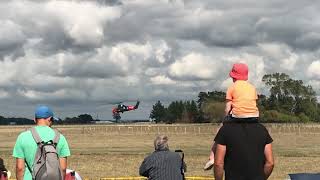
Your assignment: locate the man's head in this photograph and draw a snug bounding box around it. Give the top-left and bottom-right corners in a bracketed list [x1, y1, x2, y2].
[154, 135, 169, 151]
[229, 63, 248, 81]
[34, 105, 57, 126]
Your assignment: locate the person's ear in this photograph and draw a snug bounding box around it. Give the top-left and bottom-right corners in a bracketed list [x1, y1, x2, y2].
[47, 117, 53, 127]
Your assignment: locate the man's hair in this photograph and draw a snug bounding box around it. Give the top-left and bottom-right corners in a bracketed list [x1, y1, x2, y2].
[154, 135, 169, 151]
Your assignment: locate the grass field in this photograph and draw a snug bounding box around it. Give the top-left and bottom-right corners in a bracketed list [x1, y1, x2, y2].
[1, 123, 320, 180]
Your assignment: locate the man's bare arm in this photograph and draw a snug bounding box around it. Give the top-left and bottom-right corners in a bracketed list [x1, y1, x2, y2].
[59, 157, 67, 180]
[264, 143, 274, 179]
[15, 158, 25, 180]
[214, 144, 226, 180]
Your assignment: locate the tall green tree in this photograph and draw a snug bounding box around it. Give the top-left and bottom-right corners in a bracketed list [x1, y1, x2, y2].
[181, 100, 199, 123]
[197, 91, 226, 122]
[166, 101, 181, 123]
[188, 100, 199, 122]
[149, 101, 166, 123]
[262, 73, 290, 110]
[262, 73, 318, 120]
[78, 114, 94, 124]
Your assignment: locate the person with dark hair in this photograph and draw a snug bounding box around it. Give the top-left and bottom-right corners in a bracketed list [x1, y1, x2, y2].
[0, 158, 10, 179]
[139, 135, 186, 180]
[12, 105, 71, 180]
[0, 158, 7, 172]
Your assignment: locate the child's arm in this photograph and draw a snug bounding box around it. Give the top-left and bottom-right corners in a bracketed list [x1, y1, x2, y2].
[225, 100, 232, 116]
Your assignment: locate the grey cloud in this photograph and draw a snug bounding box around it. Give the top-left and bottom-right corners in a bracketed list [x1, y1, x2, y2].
[60, 61, 127, 79]
[110, 0, 320, 50]
[0, 0, 320, 119]
[0, 20, 26, 60]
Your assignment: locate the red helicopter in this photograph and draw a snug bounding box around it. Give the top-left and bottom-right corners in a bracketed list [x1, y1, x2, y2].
[112, 101, 140, 122]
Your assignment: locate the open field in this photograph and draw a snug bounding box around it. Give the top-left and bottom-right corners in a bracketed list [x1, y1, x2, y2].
[1, 123, 320, 180]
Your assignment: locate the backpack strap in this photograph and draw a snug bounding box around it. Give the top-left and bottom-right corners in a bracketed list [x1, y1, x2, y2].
[30, 127, 43, 144]
[25, 160, 33, 174]
[52, 129, 61, 146]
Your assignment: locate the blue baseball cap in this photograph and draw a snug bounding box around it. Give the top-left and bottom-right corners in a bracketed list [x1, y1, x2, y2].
[35, 105, 58, 120]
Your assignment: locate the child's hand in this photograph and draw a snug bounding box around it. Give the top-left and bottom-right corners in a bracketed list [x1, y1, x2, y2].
[204, 159, 215, 170]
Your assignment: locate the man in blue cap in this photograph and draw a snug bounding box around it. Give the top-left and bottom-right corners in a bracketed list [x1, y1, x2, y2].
[13, 105, 71, 180]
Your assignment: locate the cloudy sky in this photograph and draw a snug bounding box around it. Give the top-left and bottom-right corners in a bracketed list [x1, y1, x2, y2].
[0, 0, 320, 120]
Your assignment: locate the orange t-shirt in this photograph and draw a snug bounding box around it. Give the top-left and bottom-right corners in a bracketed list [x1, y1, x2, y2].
[226, 80, 259, 117]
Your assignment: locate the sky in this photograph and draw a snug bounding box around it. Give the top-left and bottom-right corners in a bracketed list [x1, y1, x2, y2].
[0, 0, 320, 120]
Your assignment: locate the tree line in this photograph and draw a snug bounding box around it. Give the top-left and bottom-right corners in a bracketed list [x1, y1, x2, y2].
[150, 73, 320, 123]
[149, 100, 199, 123]
[0, 114, 95, 125]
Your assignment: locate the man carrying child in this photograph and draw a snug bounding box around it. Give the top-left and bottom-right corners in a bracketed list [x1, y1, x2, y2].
[206, 63, 274, 180]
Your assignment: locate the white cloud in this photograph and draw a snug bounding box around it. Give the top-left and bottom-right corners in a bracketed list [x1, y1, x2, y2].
[45, 1, 121, 47]
[0, 90, 9, 98]
[169, 53, 219, 80]
[307, 60, 320, 79]
[150, 75, 175, 85]
[0, 59, 18, 86]
[18, 88, 87, 101]
[258, 43, 298, 71]
[155, 41, 171, 64]
[281, 52, 298, 70]
[0, 20, 25, 48]
[221, 78, 233, 90]
[258, 43, 286, 58]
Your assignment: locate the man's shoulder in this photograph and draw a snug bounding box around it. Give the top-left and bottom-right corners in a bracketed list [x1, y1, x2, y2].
[58, 132, 67, 139]
[222, 122, 268, 131]
[167, 151, 181, 157]
[149, 150, 177, 158]
[142, 152, 156, 162]
[17, 129, 32, 139]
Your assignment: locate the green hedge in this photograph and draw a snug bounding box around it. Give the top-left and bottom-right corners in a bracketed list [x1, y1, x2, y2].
[260, 110, 310, 123]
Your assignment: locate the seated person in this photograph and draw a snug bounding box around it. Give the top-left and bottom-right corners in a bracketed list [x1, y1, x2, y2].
[139, 135, 186, 180]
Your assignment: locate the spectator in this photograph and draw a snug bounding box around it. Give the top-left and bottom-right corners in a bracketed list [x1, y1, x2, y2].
[214, 121, 274, 180]
[205, 62, 260, 170]
[0, 158, 10, 179]
[139, 135, 186, 180]
[13, 105, 71, 180]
